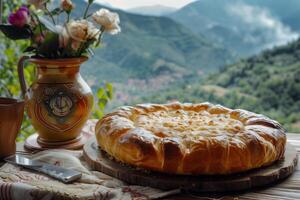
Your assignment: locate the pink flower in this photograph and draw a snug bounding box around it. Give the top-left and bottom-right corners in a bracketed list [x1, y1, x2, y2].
[8, 6, 30, 28]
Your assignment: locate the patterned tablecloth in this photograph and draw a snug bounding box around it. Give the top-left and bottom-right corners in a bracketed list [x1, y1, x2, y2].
[0, 120, 299, 200]
[0, 120, 179, 200]
[0, 149, 178, 200]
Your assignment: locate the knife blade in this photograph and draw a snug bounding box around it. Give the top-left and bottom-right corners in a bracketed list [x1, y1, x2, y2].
[4, 154, 82, 183]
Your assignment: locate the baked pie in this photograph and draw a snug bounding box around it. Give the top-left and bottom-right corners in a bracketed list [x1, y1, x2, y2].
[95, 103, 286, 175]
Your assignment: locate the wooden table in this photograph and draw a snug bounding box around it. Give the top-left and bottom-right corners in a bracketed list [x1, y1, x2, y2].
[1, 133, 300, 200]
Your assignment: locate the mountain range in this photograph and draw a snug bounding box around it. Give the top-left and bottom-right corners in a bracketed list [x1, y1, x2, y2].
[75, 0, 300, 84]
[170, 0, 300, 57]
[71, 0, 234, 85]
[63, 0, 240, 107]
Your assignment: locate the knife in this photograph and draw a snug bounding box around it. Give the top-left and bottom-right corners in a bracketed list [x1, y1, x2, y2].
[4, 154, 82, 183]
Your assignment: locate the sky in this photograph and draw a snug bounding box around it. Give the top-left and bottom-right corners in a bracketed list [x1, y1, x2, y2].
[94, 0, 196, 9]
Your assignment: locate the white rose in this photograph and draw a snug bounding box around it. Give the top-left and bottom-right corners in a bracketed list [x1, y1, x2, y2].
[59, 28, 80, 51]
[66, 20, 100, 42]
[92, 9, 121, 35]
[61, 20, 99, 50]
[28, 0, 47, 9]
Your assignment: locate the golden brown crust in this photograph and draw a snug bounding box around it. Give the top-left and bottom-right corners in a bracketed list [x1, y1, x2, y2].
[95, 102, 286, 175]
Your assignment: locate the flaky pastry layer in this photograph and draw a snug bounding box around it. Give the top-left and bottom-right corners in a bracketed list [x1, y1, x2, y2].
[95, 102, 286, 175]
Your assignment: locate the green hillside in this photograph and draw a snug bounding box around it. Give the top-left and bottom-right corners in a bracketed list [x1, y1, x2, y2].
[70, 0, 235, 83]
[141, 39, 300, 132]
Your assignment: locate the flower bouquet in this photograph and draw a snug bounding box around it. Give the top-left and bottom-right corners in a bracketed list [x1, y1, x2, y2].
[0, 0, 121, 58]
[0, 0, 121, 149]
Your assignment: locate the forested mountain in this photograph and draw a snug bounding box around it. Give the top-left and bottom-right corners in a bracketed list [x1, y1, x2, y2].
[142, 39, 300, 132]
[170, 0, 300, 57]
[70, 0, 234, 84]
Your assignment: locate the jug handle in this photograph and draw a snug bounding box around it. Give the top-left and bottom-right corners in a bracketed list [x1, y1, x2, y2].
[17, 56, 30, 98]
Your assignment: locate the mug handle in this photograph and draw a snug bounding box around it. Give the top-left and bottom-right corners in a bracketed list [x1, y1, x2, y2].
[17, 56, 30, 98]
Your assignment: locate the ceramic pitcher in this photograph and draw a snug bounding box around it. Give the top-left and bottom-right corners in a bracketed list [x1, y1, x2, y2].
[18, 56, 94, 143]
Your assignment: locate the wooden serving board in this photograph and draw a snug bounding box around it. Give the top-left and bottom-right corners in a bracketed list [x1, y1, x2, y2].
[83, 137, 298, 192]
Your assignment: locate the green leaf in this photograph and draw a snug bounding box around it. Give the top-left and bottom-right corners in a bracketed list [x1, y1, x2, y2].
[98, 98, 108, 109]
[24, 46, 36, 53]
[0, 24, 32, 40]
[37, 32, 59, 57]
[106, 83, 114, 99]
[97, 88, 105, 99]
[92, 83, 114, 120]
[93, 110, 103, 119]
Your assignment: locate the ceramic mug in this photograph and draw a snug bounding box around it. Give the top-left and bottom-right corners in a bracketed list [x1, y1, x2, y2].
[0, 98, 24, 159]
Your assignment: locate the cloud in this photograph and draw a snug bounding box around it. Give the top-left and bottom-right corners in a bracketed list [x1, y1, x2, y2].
[227, 2, 298, 50]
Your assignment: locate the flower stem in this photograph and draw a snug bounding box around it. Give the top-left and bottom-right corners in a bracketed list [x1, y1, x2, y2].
[76, 42, 85, 57]
[95, 26, 105, 47]
[67, 13, 70, 23]
[45, 5, 56, 24]
[31, 12, 44, 38]
[83, 2, 92, 19]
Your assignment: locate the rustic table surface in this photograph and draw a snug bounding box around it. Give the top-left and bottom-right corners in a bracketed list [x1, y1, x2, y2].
[1, 133, 300, 200]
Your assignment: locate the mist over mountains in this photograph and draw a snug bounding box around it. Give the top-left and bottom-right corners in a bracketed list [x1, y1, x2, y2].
[170, 0, 299, 57]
